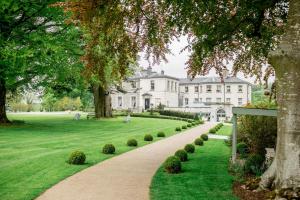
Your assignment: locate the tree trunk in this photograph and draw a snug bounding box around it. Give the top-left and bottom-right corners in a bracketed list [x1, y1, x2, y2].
[92, 84, 112, 118]
[0, 77, 10, 124]
[260, 0, 300, 198]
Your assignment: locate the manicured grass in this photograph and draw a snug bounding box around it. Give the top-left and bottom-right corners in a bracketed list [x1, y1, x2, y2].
[150, 140, 238, 200]
[216, 124, 232, 136]
[0, 113, 186, 200]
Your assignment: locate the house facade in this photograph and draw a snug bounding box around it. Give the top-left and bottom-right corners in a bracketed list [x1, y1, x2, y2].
[111, 67, 252, 122]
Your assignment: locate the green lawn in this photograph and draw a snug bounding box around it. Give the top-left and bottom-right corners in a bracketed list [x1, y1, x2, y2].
[216, 124, 232, 136]
[0, 114, 186, 200]
[150, 140, 238, 200]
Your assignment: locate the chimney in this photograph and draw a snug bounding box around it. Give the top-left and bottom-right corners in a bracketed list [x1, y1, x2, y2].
[222, 69, 229, 78]
[147, 66, 152, 75]
[161, 70, 165, 75]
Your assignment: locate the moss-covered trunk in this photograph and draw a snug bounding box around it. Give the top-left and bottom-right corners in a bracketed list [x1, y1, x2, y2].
[93, 84, 112, 118]
[260, 0, 300, 198]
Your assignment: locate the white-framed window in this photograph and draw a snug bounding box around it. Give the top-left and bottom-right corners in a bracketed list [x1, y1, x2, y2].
[171, 81, 174, 91]
[185, 98, 189, 105]
[226, 85, 231, 93]
[216, 85, 222, 93]
[185, 86, 189, 93]
[238, 85, 243, 93]
[150, 80, 155, 91]
[206, 98, 212, 103]
[226, 98, 231, 103]
[238, 98, 243, 105]
[131, 81, 136, 88]
[216, 98, 222, 103]
[200, 85, 203, 93]
[175, 82, 177, 92]
[206, 85, 212, 93]
[195, 86, 199, 93]
[118, 96, 123, 107]
[194, 98, 199, 103]
[167, 81, 170, 91]
[131, 96, 136, 108]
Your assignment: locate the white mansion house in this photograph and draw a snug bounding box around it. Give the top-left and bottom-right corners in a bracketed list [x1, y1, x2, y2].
[111, 67, 252, 122]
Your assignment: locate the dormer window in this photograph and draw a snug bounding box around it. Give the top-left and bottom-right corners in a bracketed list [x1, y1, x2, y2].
[131, 81, 136, 88]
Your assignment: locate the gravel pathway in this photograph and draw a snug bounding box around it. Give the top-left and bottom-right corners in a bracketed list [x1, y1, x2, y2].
[37, 122, 215, 200]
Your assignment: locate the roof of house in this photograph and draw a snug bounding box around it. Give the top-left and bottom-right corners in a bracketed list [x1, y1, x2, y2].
[127, 68, 179, 81]
[179, 76, 251, 85]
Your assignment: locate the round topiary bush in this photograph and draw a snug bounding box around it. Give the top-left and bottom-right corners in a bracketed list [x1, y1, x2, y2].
[175, 149, 188, 162]
[182, 125, 187, 129]
[175, 127, 181, 131]
[163, 156, 182, 173]
[209, 128, 216, 134]
[144, 134, 153, 141]
[68, 151, 86, 165]
[201, 134, 209, 141]
[194, 138, 204, 146]
[102, 144, 116, 154]
[184, 144, 195, 153]
[127, 139, 138, 147]
[157, 131, 166, 137]
[187, 124, 192, 127]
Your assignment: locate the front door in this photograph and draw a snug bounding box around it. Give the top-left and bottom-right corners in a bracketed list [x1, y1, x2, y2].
[145, 98, 150, 110]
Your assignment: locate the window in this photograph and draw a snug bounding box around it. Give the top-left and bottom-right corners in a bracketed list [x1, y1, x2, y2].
[118, 96, 122, 107]
[238, 98, 243, 105]
[200, 85, 203, 93]
[175, 82, 177, 92]
[194, 98, 199, 103]
[185, 86, 189, 93]
[216, 85, 222, 93]
[185, 98, 189, 105]
[171, 81, 174, 91]
[226, 98, 231, 103]
[206, 98, 212, 103]
[150, 80, 155, 91]
[199, 98, 202, 103]
[206, 85, 212, 93]
[167, 81, 170, 91]
[131, 81, 136, 88]
[216, 98, 222, 103]
[238, 85, 243, 93]
[131, 96, 136, 108]
[226, 85, 231, 93]
[195, 86, 199, 93]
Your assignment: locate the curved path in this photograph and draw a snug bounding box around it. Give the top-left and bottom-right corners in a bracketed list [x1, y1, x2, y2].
[37, 122, 215, 200]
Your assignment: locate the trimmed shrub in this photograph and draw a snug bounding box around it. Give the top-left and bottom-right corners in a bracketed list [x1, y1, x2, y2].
[68, 151, 86, 165]
[175, 149, 188, 162]
[144, 134, 153, 141]
[184, 144, 195, 153]
[187, 124, 192, 127]
[191, 122, 196, 126]
[201, 134, 209, 141]
[182, 125, 187, 129]
[175, 127, 181, 132]
[194, 138, 204, 146]
[127, 139, 138, 147]
[244, 154, 265, 175]
[163, 156, 182, 173]
[209, 128, 216, 134]
[237, 142, 249, 156]
[102, 144, 115, 154]
[187, 119, 193, 123]
[157, 131, 166, 137]
[159, 110, 197, 119]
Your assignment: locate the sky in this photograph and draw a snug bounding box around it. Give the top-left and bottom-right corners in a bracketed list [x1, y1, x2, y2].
[138, 36, 272, 84]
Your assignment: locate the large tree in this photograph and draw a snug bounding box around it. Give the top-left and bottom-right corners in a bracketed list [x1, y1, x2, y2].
[157, 0, 298, 198]
[0, 0, 82, 124]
